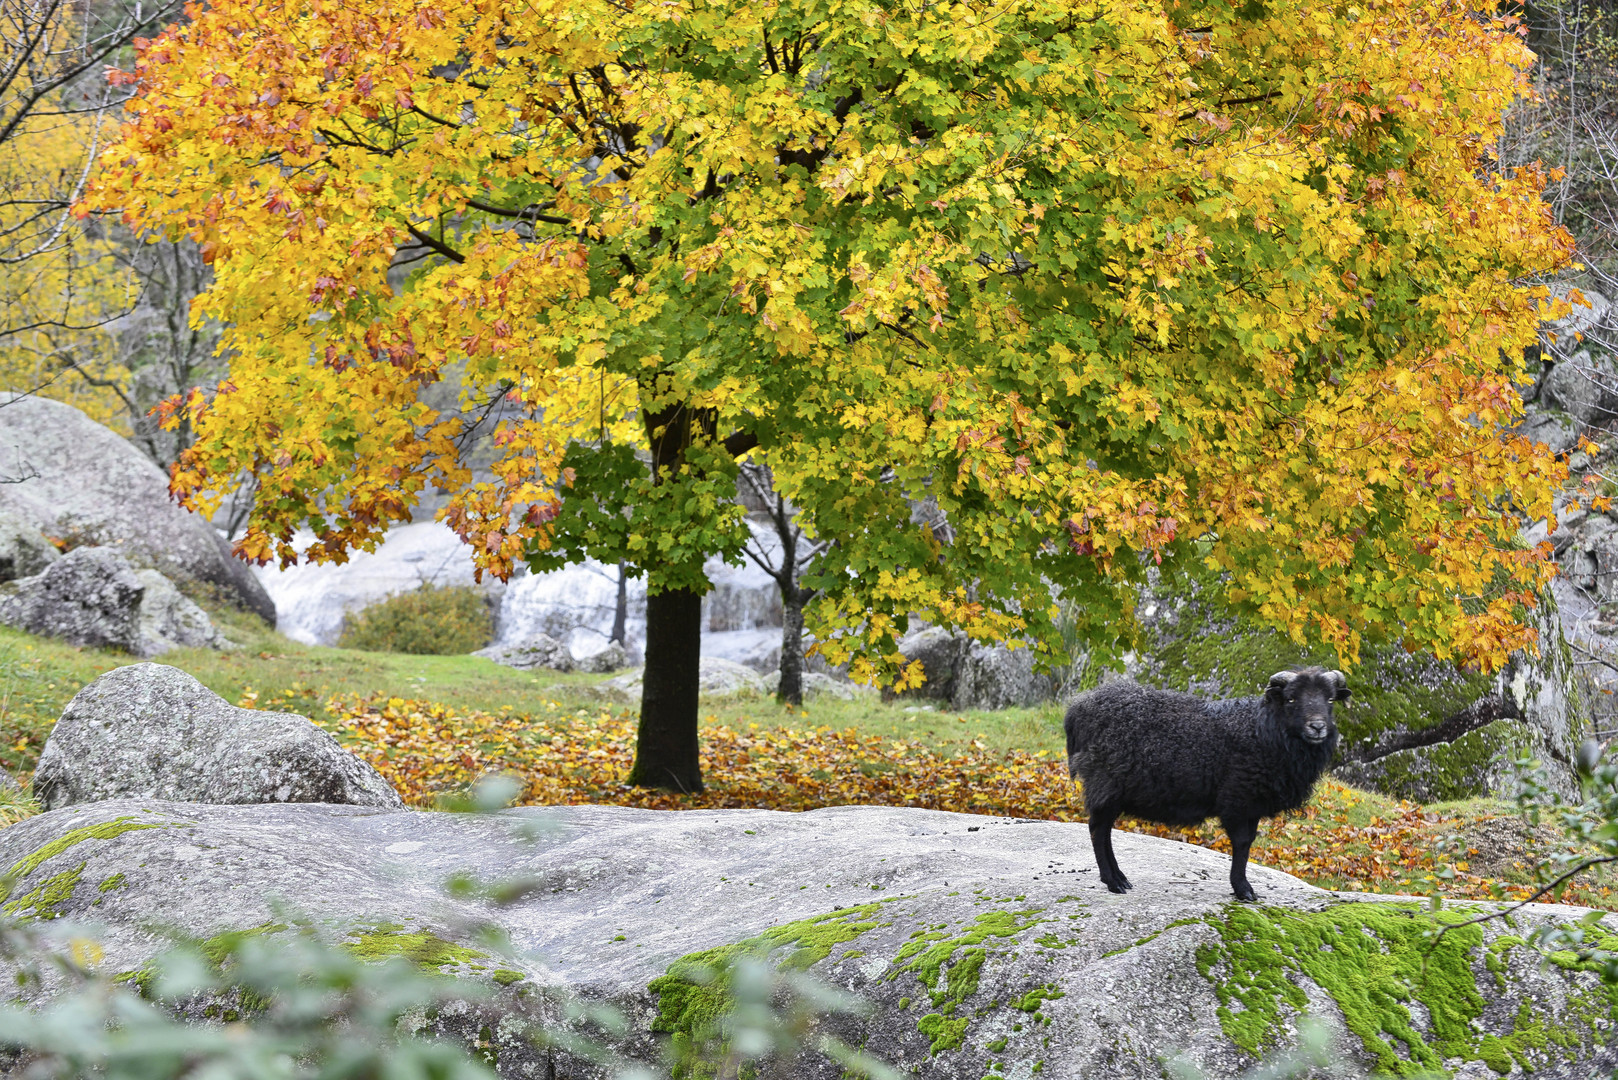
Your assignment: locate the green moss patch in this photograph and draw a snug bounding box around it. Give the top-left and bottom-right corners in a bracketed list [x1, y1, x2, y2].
[648, 904, 887, 1079]
[878, 909, 1051, 1057]
[195, 922, 289, 967]
[1013, 984, 1065, 1012]
[343, 924, 487, 970]
[0, 816, 166, 905]
[917, 1012, 969, 1053]
[889, 910, 1042, 1015]
[3, 861, 84, 919]
[1196, 903, 1607, 1075]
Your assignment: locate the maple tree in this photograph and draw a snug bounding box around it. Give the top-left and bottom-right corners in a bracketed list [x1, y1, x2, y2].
[88, 0, 1574, 792]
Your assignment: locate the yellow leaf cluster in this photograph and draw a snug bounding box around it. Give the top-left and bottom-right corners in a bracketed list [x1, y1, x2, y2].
[86, 0, 1573, 670]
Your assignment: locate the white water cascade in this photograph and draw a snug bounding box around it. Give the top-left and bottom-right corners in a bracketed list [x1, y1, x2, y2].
[253, 520, 789, 671]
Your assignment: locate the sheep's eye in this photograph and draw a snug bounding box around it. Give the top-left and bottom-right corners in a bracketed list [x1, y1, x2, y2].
[1285, 696, 1295, 704]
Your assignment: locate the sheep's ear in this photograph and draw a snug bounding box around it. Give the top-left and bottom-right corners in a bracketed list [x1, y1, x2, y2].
[1327, 669, 1351, 701]
[1266, 671, 1296, 698]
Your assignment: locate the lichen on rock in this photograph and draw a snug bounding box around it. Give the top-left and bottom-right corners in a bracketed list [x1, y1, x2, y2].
[0, 815, 166, 907]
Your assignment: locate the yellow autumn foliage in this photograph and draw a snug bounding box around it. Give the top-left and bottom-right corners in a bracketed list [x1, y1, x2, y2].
[85, 0, 1574, 683]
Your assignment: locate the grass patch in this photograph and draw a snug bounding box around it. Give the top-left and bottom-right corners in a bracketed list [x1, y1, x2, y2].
[0, 608, 1066, 777]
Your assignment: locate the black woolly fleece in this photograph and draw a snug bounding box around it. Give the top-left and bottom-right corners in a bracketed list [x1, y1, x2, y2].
[1065, 675, 1340, 827]
[1063, 667, 1346, 900]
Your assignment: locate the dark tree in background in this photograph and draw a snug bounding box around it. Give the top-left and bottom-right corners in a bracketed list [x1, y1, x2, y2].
[739, 462, 826, 707]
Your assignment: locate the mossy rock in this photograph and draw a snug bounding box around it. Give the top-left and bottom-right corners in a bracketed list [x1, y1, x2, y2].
[6, 799, 1618, 1078]
[1129, 583, 1584, 801]
[1333, 719, 1543, 804]
[649, 889, 1618, 1078]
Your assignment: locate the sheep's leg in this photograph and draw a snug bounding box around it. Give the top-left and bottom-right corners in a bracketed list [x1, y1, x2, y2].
[1223, 816, 1260, 902]
[1087, 806, 1132, 893]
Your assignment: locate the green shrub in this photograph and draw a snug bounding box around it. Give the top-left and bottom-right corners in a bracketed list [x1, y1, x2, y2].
[338, 585, 493, 655]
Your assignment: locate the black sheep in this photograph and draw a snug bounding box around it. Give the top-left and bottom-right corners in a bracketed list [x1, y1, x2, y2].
[1063, 667, 1346, 901]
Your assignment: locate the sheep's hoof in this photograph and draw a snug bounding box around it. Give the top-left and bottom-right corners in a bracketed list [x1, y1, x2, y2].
[1232, 883, 1258, 902]
[1104, 876, 1133, 894]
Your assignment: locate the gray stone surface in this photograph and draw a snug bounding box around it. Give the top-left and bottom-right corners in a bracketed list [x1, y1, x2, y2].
[474, 634, 629, 674]
[600, 656, 767, 702]
[1541, 351, 1618, 425]
[955, 638, 1056, 710]
[1547, 506, 1618, 613]
[0, 546, 145, 653]
[0, 800, 1611, 1078]
[894, 626, 965, 701]
[761, 670, 876, 701]
[475, 632, 576, 672]
[0, 548, 231, 658]
[0, 510, 57, 582]
[574, 641, 629, 674]
[134, 569, 233, 655]
[30, 663, 401, 810]
[895, 626, 1056, 710]
[1514, 410, 1579, 455]
[0, 394, 274, 622]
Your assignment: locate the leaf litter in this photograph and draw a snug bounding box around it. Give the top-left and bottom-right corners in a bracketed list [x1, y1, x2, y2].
[242, 690, 1610, 910]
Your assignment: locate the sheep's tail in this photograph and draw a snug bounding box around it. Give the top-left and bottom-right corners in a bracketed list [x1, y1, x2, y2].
[1063, 697, 1095, 780]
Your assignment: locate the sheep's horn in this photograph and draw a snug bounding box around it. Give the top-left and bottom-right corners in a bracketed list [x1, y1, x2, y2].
[1267, 671, 1297, 692]
[1327, 669, 1350, 700]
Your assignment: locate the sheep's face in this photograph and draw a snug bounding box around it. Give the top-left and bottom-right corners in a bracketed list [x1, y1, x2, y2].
[1265, 668, 1348, 745]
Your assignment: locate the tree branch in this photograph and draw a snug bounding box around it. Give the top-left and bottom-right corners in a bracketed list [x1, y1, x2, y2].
[403, 222, 466, 264]
[464, 197, 573, 226]
[1429, 854, 1618, 948]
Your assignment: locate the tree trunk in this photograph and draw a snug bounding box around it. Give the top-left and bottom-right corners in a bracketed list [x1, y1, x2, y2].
[611, 560, 628, 645]
[627, 585, 704, 792]
[628, 397, 713, 792]
[778, 595, 805, 706]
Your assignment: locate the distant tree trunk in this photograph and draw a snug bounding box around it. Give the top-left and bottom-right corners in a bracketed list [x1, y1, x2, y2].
[737, 460, 822, 708]
[778, 592, 805, 706]
[611, 560, 628, 645]
[628, 585, 704, 792]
